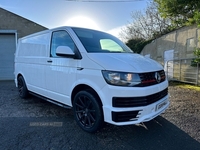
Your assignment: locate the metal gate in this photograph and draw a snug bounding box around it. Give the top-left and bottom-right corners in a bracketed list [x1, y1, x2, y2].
[166, 58, 200, 86]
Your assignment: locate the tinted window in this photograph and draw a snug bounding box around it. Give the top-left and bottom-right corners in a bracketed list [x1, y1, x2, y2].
[50, 30, 75, 57]
[72, 27, 133, 53]
[100, 39, 123, 52]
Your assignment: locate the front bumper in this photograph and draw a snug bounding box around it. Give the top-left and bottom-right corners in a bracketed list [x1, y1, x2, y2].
[104, 95, 169, 125]
[99, 80, 169, 125]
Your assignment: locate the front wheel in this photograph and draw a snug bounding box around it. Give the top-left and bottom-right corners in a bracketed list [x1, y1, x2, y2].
[73, 90, 103, 133]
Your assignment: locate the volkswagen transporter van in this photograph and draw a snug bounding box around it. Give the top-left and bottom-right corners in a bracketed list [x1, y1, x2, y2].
[15, 26, 169, 132]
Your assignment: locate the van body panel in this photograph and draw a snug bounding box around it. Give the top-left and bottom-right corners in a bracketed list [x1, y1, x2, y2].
[87, 53, 163, 72]
[77, 53, 105, 69]
[15, 31, 51, 96]
[44, 57, 77, 105]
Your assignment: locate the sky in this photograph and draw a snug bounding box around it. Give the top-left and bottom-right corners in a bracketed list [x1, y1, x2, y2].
[0, 0, 148, 38]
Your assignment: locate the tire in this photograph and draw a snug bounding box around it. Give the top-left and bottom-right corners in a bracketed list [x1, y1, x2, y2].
[73, 90, 103, 133]
[17, 76, 29, 98]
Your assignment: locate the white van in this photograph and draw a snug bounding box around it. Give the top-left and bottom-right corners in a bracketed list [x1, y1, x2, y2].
[15, 26, 169, 132]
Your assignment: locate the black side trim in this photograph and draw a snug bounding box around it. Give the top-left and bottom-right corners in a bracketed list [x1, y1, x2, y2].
[29, 92, 72, 109]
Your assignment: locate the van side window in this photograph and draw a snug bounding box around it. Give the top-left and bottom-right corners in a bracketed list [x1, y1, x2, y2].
[50, 31, 75, 57]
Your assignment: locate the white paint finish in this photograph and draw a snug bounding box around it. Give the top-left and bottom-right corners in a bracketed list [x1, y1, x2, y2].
[88, 53, 163, 73]
[15, 26, 169, 126]
[45, 57, 77, 105]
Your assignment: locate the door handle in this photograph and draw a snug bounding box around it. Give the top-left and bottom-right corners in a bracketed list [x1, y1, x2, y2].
[47, 60, 52, 63]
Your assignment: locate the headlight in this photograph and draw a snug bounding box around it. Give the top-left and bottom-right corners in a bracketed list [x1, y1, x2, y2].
[102, 70, 141, 86]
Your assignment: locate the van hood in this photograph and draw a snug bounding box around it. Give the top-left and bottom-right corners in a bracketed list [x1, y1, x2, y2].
[87, 53, 163, 73]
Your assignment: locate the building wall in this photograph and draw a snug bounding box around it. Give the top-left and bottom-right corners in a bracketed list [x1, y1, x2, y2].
[0, 7, 47, 80]
[141, 25, 199, 65]
[141, 25, 200, 85]
[0, 7, 47, 39]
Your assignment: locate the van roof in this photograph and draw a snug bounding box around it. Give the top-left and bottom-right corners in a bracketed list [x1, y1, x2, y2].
[20, 26, 103, 40]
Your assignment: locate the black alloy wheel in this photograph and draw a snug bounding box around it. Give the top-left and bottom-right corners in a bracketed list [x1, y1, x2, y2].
[17, 76, 29, 98]
[73, 90, 103, 133]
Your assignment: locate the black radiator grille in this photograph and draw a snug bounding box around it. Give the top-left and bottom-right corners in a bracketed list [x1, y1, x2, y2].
[137, 70, 166, 87]
[113, 88, 168, 108]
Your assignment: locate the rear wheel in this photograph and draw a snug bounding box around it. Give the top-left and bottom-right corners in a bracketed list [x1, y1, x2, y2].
[73, 90, 103, 133]
[17, 76, 29, 98]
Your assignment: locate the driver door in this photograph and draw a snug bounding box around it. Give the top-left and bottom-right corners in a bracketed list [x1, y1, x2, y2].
[45, 30, 77, 105]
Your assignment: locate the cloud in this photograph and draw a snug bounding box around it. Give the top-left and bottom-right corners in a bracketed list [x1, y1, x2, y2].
[107, 26, 122, 37]
[107, 25, 127, 41]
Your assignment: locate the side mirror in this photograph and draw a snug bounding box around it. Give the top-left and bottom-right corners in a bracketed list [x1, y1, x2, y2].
[56, 46, 75, 57]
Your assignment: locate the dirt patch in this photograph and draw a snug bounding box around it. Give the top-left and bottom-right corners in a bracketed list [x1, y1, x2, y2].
[162, 82, 200, 142]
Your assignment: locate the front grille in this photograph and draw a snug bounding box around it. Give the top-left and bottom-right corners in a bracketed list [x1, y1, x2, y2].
[113, 88, 168, 108]
[112, 111, 140, 122]
[137, 70, 166, 87]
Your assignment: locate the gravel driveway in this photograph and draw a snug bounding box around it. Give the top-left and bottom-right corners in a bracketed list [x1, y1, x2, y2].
[162, 83, 200, 142]
[0, 81, 200, 150]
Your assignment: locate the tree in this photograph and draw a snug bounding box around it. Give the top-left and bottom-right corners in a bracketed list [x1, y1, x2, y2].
[126, 38, 152, 53]
[154, 0, 200, 27]
[120, 1, 173, 53]
[120, 1, 172, 41]
[194, 48, 200, 63]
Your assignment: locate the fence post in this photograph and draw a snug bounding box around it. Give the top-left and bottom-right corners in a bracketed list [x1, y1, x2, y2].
[166, 60, 168, 80]
[179, 59, 181, 81]
[197, 63, 199, 86]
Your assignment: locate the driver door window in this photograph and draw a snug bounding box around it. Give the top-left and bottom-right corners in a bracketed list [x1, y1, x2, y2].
[50, 30, 75, 57]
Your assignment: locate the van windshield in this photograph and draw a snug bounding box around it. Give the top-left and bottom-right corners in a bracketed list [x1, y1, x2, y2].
[72, 27, 133, 53]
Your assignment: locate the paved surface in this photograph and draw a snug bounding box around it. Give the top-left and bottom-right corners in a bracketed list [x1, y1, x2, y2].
[0, 81, 200, 150]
